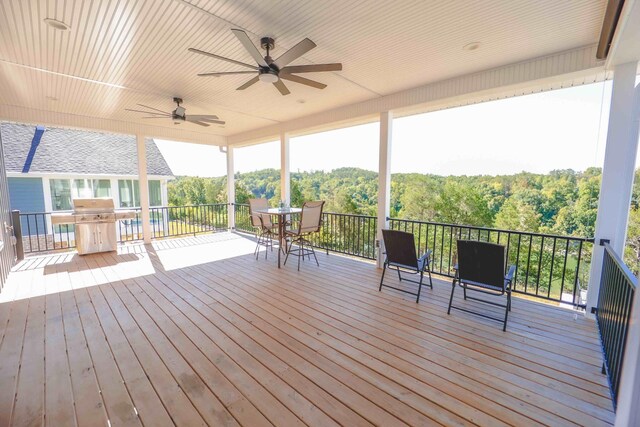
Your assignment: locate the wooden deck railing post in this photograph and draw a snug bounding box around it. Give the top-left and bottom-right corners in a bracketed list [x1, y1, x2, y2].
[11, 210, 23, 261]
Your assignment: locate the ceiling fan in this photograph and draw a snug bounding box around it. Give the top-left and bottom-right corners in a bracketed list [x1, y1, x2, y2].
[125, 97, 225, 127]
[189, 29, 342, 96]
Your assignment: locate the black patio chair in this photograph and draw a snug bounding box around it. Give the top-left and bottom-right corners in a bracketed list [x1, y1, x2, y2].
[379, 229, 433, 302]
[447, 240, 516, 331]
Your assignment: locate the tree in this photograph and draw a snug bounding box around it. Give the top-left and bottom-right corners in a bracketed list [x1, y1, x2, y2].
[432, 181, 494, 227]
[495, 198, 540, 232]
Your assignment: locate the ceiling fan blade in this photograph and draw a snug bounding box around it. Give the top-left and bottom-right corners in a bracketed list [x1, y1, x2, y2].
[125, 108, 170, 116]
[231, 29, 268, 67]
[197, 71, 257, 77]
[280, 74, 327, 89]
[280, 63, 342, 74]
[188, 47, 258, 70]
[273, 79, 291, 96]
[136, 103, 171, 114]
[274, 38, 316, 68]
[237, 76, 260, 90]
[140, 116, 169, 119]
[197, 118, 226, 125]
[188, 120, 210, 127]
[188, 114, 219, 120]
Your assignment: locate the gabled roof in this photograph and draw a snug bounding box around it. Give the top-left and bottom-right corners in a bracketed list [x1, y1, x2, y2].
[0, 123, 173, 177]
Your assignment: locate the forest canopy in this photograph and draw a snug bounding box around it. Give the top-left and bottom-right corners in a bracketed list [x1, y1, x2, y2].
[166, 167, 640, 273]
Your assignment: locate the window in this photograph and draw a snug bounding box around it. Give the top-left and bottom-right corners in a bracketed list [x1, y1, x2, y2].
[118, 180, 139, 208]
[72, 179, 91, 198]
[51, 178, 113, 210]
[149, 180, 162, 206]
[49, 179, 72, 211]
[92, 179, 111, 198]
[118, 179, 162, 207]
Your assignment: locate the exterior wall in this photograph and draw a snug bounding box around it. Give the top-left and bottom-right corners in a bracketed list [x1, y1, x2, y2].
[8, 177, 45, 213]
[8, 177, 46, 234]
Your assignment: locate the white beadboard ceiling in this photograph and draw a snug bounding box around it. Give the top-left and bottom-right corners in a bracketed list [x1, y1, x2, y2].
[0, 0, 607, 143]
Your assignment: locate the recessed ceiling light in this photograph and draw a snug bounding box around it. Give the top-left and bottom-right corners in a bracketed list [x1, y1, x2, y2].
[46, 96, 58, 101]
[297, 99, 306, 104]
[44, 18, 70, 31]
[463, 42, 481, 51]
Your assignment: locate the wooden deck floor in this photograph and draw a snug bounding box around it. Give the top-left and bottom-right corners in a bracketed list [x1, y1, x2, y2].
[0, 232, 613, 426]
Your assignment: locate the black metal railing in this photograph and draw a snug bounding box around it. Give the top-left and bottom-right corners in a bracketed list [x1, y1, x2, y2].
[17, 212, 76, 254]
[388, 218, 593, 306]
[117, 208, 143, 243]
[312, 212, 377, 259]
[150, 204, 228, 239]
[596, 241, 637, 409]
[234, 204, 377, 259]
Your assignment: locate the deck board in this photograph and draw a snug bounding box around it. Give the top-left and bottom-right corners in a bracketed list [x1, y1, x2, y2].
[0, 232, 615, 426]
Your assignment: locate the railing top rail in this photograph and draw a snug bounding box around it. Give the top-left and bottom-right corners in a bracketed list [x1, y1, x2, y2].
[151, 204, 228, 208]
[387, 216, 594, 242]
[602, 242, 638, 290]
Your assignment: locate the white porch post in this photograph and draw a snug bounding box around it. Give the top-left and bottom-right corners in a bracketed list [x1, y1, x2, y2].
[136, 134, 152, 243]
[614, 73, 640, 427]
[586, 62, 640, 314]
[226, 146, 235, 229]
[280, 132, 290, 205]
[377, 111, 393, 268]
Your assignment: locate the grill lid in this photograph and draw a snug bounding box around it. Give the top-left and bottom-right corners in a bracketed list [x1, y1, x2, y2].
[73, 198, 115, 214]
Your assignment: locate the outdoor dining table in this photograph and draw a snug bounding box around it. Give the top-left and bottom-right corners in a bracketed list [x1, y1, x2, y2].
[254, 207, 302, 268]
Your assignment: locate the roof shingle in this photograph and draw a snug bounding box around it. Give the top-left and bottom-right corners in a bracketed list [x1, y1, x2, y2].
[0, 123, 173, 176]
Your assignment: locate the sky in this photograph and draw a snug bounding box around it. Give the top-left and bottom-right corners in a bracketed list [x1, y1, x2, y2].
[155, 80, 617, 178]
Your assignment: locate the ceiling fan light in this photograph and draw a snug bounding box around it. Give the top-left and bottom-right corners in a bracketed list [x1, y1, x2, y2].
[44, 18, 70, 31]
[259, 72, 279, 84]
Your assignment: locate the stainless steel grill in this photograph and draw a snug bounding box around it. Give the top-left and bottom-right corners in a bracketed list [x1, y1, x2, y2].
[52, 198, 136, 255]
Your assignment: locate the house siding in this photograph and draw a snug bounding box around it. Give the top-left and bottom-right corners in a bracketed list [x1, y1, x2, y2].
[8, 177, 45, 213]
[8, 177, 47, 238]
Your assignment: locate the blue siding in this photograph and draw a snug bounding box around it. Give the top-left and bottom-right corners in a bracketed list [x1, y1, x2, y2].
[8, 177, 46, 234]
[8, 177, 45, 213]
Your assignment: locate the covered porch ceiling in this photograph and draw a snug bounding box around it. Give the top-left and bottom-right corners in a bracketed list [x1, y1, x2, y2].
[0, 0, 637, 146]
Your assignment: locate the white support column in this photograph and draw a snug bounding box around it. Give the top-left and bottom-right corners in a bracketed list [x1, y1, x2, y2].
[614, 74, 640, 427]
[377, 111, 393, 268]
[136, 134, 152, 244]
[226, 146, 235, 229]
[280, 132, 290, 205]
[586, 61, 640, 314]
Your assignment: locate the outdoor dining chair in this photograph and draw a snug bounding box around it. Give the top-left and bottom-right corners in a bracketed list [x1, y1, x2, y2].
[379, 229, 433, 302]
[447, 240, 516, 331]
[248, 198, 278, 260]
[284, 200, 325, 271]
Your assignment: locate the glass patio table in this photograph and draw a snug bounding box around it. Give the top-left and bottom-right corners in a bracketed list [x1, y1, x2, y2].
[254, 207, 302, 268]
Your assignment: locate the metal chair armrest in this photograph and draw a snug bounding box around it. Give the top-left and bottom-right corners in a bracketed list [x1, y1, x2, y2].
[505, 265, 516, 283]
[418, 249, 432, 263]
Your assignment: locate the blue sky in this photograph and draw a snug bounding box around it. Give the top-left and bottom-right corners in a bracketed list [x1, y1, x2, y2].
[156, 80, 614, 177]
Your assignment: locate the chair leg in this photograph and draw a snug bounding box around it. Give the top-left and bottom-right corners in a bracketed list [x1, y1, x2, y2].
[255, 232, 262, 259]
[311, 246, 319, 267]
[416, 271, 424, 303]
[379, 263, 387, 291]
[264, 236, 268, 259]
[284, 238, 292, 265]
[503, 289, 511, 332]
[463, 283, 467, 300]
[396, 267, 402, 282]
[426, 262, 433, 289]
[298, 239, 303, 271]
[447, 279, 457, 315]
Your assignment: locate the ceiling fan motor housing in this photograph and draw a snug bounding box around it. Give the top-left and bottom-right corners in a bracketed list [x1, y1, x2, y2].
[173, 105, 186, 118]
